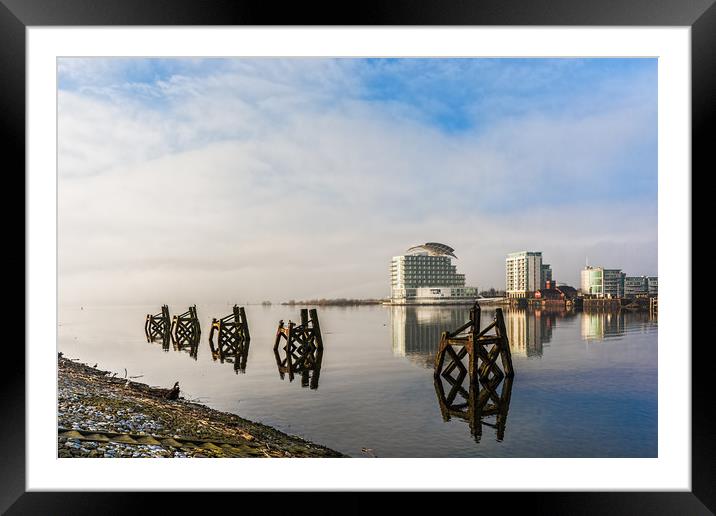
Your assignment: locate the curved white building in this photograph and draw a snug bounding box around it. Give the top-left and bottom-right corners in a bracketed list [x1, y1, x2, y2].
[388, 243, 478, 305]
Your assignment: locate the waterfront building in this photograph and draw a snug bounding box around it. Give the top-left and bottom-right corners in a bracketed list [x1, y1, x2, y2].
[534, 281, 578, 302]
[506, 251, 542, 299]
[540, 263, 553, 289]
[580, 266, 625, 298]
[648, 276, 658, 295]
[624, 276, 650, 297]
[389, 243, 478, 305]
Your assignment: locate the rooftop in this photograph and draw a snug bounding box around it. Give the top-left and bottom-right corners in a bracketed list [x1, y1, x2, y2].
[405, 242, 457, 259]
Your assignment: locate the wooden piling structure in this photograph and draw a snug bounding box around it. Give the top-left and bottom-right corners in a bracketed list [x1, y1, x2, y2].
[170, 305, 201, 346]
[433, 302, 515, 441]
[145, 305, 171, 343]
[434, 374, 513, 442]
[434, 303, 514, 383]
[208, 305, 251, 373]
[173, 339, 199, 360]
[273, 308, 324, 389]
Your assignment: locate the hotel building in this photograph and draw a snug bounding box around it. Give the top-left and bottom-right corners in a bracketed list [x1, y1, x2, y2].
[389, 243, 478, 305]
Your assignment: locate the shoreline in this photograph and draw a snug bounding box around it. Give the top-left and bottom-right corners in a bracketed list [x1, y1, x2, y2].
[57, 356, 345, 458]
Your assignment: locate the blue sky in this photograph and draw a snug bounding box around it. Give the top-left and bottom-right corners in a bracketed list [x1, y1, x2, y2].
[58, 58, 657, 304]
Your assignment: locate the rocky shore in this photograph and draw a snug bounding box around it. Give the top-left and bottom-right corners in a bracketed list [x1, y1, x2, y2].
[58, 356, 345, 458]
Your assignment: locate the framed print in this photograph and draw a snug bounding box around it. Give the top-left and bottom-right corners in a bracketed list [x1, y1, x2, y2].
[4, 0, 711, 513]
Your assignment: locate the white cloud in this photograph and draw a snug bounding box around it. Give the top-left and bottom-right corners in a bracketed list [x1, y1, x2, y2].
[58, 58, 657, 305]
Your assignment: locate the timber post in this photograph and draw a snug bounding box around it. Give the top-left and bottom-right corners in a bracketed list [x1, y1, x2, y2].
[171, 305, 201, 347]
[145, 305, 171, 343]
[273, 309, 324, 389]
[433, 302, 515, 441]
[208, 305, 251, 373]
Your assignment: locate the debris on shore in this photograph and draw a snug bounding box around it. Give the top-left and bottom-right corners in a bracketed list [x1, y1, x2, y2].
[57, 357, 345, 458]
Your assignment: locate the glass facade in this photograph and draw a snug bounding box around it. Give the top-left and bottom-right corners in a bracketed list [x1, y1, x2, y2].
[624, 276, 649, 296]
[581, 267, 625, 297]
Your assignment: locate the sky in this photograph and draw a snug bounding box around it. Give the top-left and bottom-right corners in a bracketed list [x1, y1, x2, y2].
[57, 58, 657, 305]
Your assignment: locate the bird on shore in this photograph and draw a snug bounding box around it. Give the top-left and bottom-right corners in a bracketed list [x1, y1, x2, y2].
[165, 382, 180, 400]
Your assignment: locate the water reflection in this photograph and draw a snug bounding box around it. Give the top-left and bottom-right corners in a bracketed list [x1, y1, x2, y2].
[580, 310, 654, 341]
[209, 336, 250, 373]
[581, 311, 624, 341]
[67, 304, 657, 457]
[272, 309, 325, 390]
[504, 308, 562, 357]
[273, 346, 323, 389]
[390, 306, 471, 368]
[390, 306, 570, 365]
[434, 375, 514, 442]
[208, 306, 251, 373]
[173, 336, 199, 360]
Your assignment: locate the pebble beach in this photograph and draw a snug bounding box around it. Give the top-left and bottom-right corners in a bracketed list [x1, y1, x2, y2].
[57, 356, 345, 458]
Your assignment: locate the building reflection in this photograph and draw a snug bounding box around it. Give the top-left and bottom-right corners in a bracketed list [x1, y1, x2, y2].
[391, 306, 566, 365]
[390, 306, 472, 368]
[580, 310, 652, 341]
[580, 311, 625, 341]
[502, 309, 557, 357]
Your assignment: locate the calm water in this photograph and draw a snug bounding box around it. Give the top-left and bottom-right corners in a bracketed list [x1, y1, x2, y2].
[58, 304, 657, 458]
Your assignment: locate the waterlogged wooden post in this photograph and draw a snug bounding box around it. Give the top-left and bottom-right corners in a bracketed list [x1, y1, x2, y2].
[209, 305, 251, 372]
[238, 306, 250, 340]
[434, 302, 515, 442]
[495, 308, 514, 379]
[171, 305, 201, 346]
[274, 309, 325, 389]
[285, 321, 295, 381]
[310, 309, 324, 351]
[145, 305, 171, 343]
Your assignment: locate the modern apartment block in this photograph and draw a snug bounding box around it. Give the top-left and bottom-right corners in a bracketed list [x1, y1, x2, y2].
[389, 243, 478, 305]
[624, 276, 650, 296]
[581, 266, 625, 298]
[505, 251, 543, 299]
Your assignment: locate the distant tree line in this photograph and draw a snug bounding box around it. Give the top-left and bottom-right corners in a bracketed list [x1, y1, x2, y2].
[282, 298, 387, 306]
[479, 288, 506, 298]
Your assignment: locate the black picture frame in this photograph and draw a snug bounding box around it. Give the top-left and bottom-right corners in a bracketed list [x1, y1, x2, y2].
[3, 1, 709, 514]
